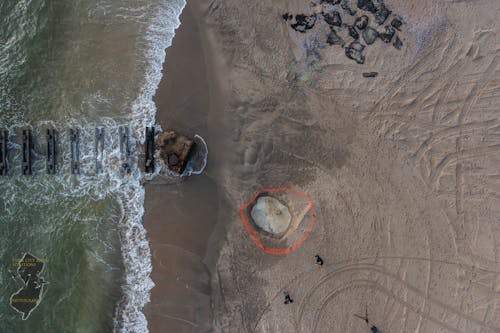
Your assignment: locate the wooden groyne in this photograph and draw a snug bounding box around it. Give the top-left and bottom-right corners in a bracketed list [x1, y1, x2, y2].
[46, 129, 56, 174]
[0, 130, 8, 175]
[0, 126, 168, 176]
[22, 129, 32, 175]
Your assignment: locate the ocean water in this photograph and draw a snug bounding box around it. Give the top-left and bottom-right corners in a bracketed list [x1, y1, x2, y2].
[0, 0, 185, 332]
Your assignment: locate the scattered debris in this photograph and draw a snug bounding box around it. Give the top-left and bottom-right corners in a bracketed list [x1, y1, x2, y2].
[157, 131, 194, 174]
[355, 15, 369, 29]
[345, 41, 365, 64]
[362, 71, 378, 77]
[291, 14, 317, 33]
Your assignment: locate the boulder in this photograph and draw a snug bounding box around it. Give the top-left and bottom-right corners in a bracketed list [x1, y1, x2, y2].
[291, 14, 317, 33]
[345, 41, 365, 64]
[323, 11, 342, 27]
[362, 26, 378, 45]
[379, 25, 395, 43]
[355, 15, 369, 30]
[326, 29, 345, 46]
[251, 196, 292, 235]
[348, 25, 360, 40]
[393, 35, 403, 50]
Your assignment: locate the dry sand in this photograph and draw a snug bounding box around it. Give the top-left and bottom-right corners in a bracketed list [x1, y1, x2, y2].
[145, 0, 500, 332]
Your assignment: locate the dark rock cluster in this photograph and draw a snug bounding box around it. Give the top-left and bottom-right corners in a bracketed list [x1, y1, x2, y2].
[283, 13, 318, 33]
[283, 0, 404, 65]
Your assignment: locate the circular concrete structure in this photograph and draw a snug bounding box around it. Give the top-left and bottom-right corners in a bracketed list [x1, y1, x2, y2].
[250, 196, 291, 235]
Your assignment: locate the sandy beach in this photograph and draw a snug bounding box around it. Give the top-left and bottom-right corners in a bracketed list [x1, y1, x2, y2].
[145, 0, 500, 332]
[143, 2, 229, 331]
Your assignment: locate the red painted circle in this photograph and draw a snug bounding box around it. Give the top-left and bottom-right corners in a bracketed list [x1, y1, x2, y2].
[239, 186, 316, 255]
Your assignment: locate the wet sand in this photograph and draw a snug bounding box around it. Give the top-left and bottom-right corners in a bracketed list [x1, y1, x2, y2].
[142, 2, 228, 331]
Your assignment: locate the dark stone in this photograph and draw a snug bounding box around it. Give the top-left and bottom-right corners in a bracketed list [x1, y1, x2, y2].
[391, 18, 403, 30]
[357, 0, 376, 13]
[327, 29, 345, 46]
[341, 0, 356, 15]
[355, 15, 369, 29]
[362, 72, 378, 77]
[282, 13, 292, 21]
[323, 11, 342, 26]
[345, 41, 365, 64]
[374, 5, 391, 25]
[348, 25, 359, 39]
[321, 0, 341, 4]
[379, 25, 395, 43]
[362, 26, 378, 45]
[393, 35, 403, 50]
[291, 14, 317, 33]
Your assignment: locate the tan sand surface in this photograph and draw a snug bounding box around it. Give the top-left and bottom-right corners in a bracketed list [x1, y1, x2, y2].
[146, 0, 500, 331]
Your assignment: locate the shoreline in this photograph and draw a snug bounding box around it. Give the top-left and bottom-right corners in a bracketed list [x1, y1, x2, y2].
[143, 1, 229, 331]
[143, 0, 500, 331]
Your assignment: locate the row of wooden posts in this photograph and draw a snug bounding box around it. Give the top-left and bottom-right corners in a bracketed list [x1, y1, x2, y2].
[0, 127, 157, 176]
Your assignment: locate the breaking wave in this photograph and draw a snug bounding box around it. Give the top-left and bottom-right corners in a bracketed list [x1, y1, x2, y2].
[113, 0, 186, 332]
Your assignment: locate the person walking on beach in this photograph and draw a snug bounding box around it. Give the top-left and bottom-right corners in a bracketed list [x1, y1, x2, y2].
[314, 254, 324, 266]
[354, 306, 381, 332]
[283, 291, 293, 304]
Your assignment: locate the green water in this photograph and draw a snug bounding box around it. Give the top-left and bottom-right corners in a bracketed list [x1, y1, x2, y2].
[0, 0, 186, 331]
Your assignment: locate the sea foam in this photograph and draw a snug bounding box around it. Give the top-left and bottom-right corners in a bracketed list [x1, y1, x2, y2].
[113, 0, 186, 332]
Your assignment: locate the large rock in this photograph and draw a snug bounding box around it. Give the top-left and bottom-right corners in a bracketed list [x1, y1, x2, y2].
[250, 196, 291, 235]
